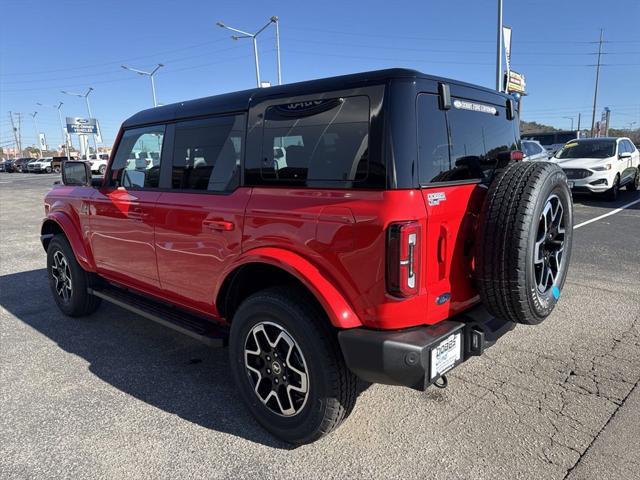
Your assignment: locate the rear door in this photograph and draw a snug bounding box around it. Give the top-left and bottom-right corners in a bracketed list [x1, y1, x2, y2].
[417, 93, 518, 317]
[90, 125, 166, 290]
[154, 114, 250, 313]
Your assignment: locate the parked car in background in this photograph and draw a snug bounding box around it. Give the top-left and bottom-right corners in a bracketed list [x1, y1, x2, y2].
[13, 157, 36, 172]
[89, 153, 109, 175]
[42, 68, 573, 445]
[522, 140, 549, 162]
[0, 159, 8, 172]
[50, 156, 76, 174]
[2, 159, 16, 172]
[28, 157, 54, 173]
[552, 137, 639, 200]
[523, 130, 580, 157]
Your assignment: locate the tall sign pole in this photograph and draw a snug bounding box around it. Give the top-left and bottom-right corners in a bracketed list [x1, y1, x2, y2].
[496, 0, 504, 91]
[590, 29, 604, 137]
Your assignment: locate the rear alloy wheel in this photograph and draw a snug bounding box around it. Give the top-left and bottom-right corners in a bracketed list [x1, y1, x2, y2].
[229, 287, 356, 445]
[45, 166, 52, 173]
[627, 168, 639, 191]
[605, 174, 620, 201]
[54, 166, 61, 173]
[476, 161, 573, 325]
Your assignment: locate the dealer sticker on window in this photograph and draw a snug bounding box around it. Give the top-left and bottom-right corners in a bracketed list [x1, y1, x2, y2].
[430, 333, 462, 380]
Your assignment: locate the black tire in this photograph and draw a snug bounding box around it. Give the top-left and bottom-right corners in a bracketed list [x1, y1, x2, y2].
[229, 287, 357, 445]
[99, 165, 106, 176]
[47, 234, 101, 317]
[627, 168, 639, 191]
[54, 166, 61, 173]
[604, 174, 620, 201]
[476, 161, 573, 325]
[45, 166, 52, 173]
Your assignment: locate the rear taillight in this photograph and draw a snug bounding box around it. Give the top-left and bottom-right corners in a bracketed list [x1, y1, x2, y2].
[386, 221, 421, 297]
[511, 150, 524, 161]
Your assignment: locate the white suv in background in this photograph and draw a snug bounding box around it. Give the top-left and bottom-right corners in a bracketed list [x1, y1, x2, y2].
[552, 137, 639, 200]
[89, 154, 109, 175]
[27, 157, 53, 173]
[522, 140, 549, 162]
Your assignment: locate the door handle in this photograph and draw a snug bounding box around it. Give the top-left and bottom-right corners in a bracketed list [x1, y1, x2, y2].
[128, 207, 148, 221]
[203, 219, 235, 231]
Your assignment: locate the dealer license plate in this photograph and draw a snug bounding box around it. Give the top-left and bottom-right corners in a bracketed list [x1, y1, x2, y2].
[430, 333, 462, 380]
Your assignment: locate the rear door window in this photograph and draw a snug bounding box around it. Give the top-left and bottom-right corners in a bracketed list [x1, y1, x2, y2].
[260, 96, 370, 184]
[171, 114, 244, 192]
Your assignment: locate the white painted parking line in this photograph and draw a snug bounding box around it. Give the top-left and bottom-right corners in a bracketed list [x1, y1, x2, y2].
[574, 198, 640, 230]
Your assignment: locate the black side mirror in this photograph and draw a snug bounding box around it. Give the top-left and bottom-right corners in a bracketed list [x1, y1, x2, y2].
[62, 161, 92, 186]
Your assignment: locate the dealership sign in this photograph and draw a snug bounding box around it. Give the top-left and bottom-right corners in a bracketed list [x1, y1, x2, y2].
[66, 117, 98, 135]
[505, 70, 526, 94]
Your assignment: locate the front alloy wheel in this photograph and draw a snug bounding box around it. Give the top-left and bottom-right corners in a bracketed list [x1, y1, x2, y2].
[244, 321, 309, 417]
[51, 250, 73, 303]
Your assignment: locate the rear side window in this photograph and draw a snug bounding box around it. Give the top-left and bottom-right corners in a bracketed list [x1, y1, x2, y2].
[260, 96, 369, 184]
[171, 114, 244, 192]
[418, 94, 518, 184]
[417, 94, 450, 183]
[110, 125, 165, 188]
[447, 100, 517, 181]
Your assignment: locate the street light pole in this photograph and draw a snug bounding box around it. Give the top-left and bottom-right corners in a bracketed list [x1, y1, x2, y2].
[217, 17, 279, 88]
[496, 0, 504, 92]
[31, 112, 42, 158]
[39, 101, 71, 160]
[563, 116, 574, 130]
[121, 64, 164, 107]
[272, 16, 282, 85]
[61, 87, 98, 156]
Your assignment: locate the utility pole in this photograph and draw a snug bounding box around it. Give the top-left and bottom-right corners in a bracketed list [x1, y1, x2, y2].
[31, 112, 42, 158]
[9, 112, 20, 157]
[16, 113, 23, 156]
[577, 113, 581, 135]
[590, 29, 604, 137]
[496, 0, 504, 92]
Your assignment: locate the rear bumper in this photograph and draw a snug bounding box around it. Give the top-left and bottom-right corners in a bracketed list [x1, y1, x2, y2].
[338, 305, 515, 391]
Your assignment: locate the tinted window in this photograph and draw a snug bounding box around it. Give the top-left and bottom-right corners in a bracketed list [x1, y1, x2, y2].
[171, 115, 243, 192]
[626, 140, 637, 153]
[260, 96, 369, 184]
[417, 94, 450, 183]
[446, 99, 518, 181]
[110, 125, 165, 188]
[556, 140, 616, 159]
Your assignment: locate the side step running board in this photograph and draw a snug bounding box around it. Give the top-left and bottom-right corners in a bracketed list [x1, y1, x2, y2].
[88, 286, 227, 347]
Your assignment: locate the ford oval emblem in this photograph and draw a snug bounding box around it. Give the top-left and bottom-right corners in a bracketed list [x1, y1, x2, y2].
[436, 293, 451, 305]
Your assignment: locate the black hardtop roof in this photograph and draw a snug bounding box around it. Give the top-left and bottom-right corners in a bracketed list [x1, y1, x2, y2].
[122, 68, 510, 128]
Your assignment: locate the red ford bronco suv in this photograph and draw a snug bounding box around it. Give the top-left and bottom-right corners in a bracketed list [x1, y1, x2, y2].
[42, 69, 573, 444]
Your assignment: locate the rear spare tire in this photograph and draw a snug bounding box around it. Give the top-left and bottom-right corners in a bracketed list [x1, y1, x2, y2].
[476, 161, 573, 325]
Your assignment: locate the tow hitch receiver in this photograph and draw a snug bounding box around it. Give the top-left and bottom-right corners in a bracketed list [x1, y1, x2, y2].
[338, 305, 515, 391]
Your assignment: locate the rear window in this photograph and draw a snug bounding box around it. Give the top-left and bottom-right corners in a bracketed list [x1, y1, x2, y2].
[418, 94, 518, 184]
[260, 96, 369, 184]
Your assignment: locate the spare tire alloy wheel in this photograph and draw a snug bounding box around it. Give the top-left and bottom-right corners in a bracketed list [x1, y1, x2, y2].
[476, 161, 573, 325]
[534, 195, 566, 295]
[244, 322, 309, 417]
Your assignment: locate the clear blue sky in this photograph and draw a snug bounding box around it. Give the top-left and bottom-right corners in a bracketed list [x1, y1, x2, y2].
[1, 0, 639, 149]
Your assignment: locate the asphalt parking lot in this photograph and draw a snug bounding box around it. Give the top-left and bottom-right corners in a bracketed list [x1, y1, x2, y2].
[1, 173, 639, 480]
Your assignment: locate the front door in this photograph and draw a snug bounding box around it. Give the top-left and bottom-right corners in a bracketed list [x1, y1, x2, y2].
[90, 125, 166, 291]
[153, 114, 250, 313]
